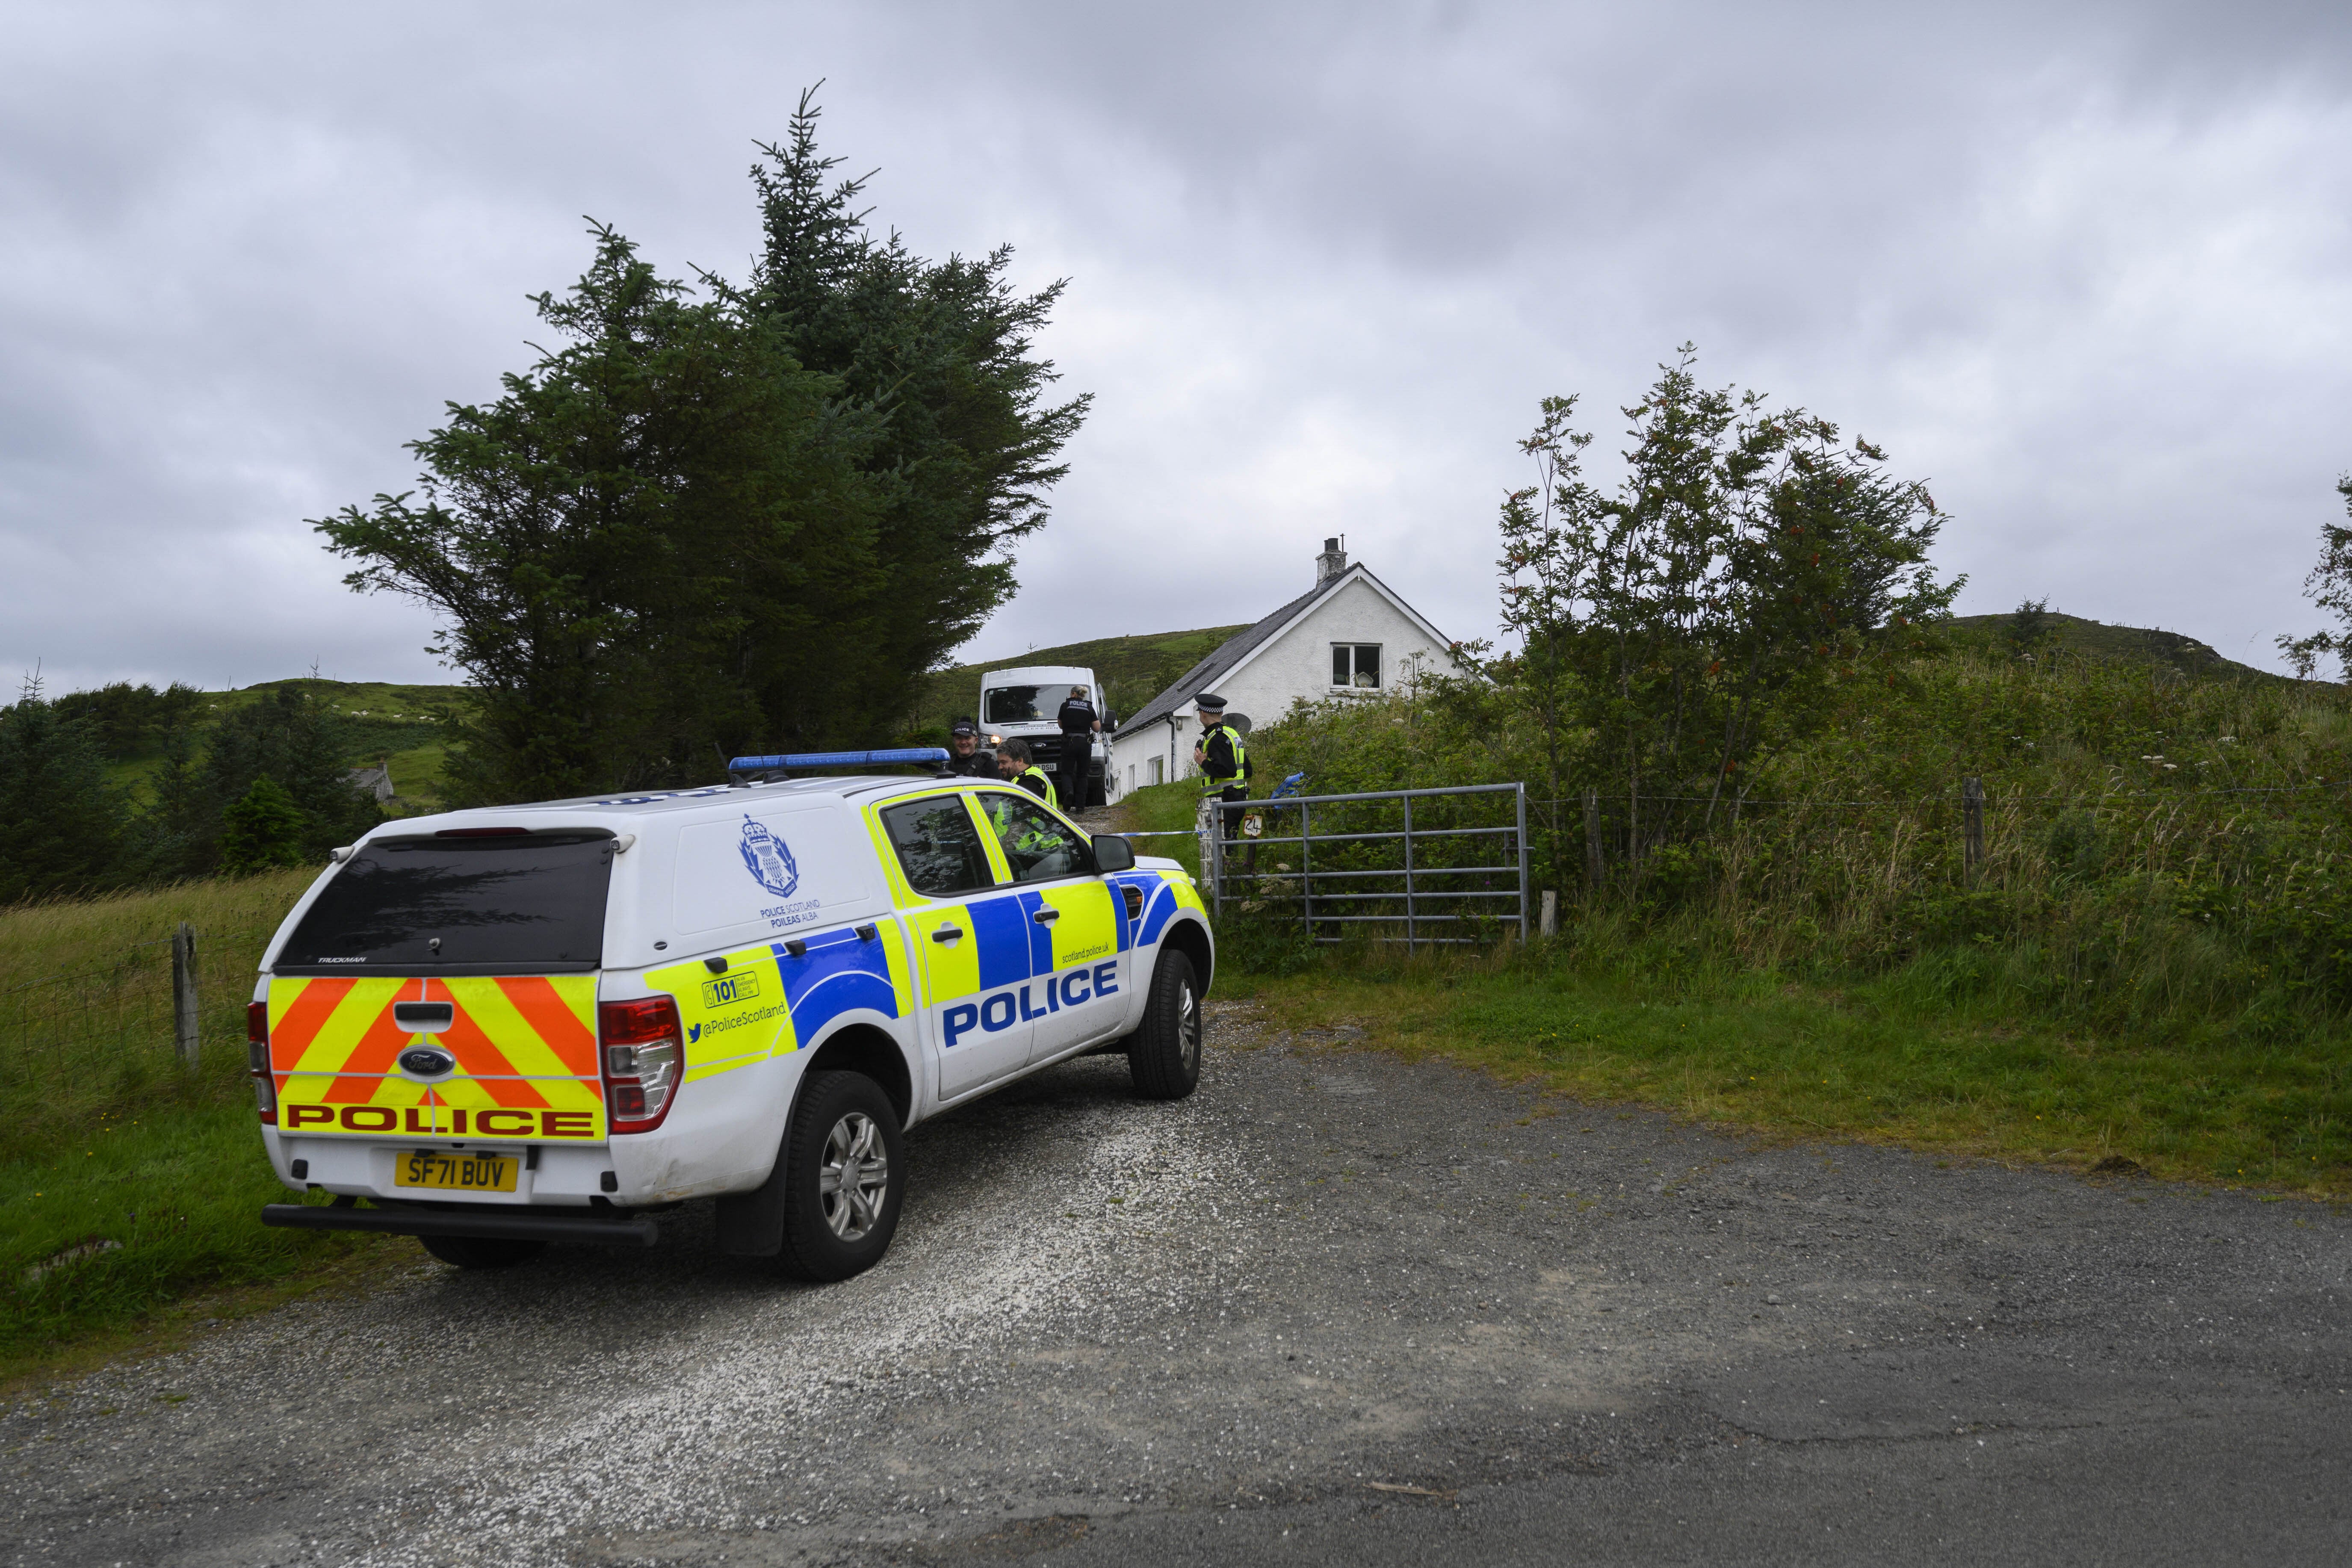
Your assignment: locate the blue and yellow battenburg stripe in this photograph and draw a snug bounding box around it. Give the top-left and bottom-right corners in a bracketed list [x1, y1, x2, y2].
[651, 924, 913, 1086]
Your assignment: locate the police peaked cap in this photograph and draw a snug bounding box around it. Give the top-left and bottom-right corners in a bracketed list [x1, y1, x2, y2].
[949, 718, 976, 736]
[1193, 692, 1228, 713]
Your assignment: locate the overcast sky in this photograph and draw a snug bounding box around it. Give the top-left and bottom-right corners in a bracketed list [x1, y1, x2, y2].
[5, 1, 2348, 695]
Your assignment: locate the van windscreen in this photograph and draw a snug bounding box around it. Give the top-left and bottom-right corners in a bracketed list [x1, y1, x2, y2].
[982, 686, 1042, 724]
[276, 833, 614, 975]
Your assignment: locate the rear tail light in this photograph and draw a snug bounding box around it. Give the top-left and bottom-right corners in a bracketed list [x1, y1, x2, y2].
[599, 996, 685, 1133]
[248, 1001, 276, 1124]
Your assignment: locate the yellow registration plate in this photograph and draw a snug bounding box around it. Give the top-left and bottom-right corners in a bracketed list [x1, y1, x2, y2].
[394, 1150, 518, 1193]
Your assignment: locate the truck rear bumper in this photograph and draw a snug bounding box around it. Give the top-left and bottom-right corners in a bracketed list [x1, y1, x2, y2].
[261, 1202, 660, 1248]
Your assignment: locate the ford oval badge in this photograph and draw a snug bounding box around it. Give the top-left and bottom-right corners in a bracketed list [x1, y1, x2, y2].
[399, 1047, 455, 1077]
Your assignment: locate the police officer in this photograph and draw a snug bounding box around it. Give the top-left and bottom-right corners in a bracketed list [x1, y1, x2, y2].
[943, 718, 995, 778]
[1054, 685, 1100, 807]
[1191, 692, 1251, 849]
[996, 738, 1058, 808]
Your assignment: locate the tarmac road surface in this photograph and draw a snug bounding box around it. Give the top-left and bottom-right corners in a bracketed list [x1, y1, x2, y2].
[4, 999, 2348, 1566]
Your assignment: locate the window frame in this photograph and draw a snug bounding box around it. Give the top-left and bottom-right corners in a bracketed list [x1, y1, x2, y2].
[876, 791, 1004, 902]
[272, 830, 614, 977]
[973, 788, 1099, 886]
[1331, 642, 1383, 690]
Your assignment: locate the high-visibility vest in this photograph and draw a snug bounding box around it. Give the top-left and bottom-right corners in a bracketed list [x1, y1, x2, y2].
[1200, 722, 1247, 793]
[1017, 765, 1059, 810]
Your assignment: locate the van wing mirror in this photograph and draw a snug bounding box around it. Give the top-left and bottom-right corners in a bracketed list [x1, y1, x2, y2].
[1092, 833, 1136, 874]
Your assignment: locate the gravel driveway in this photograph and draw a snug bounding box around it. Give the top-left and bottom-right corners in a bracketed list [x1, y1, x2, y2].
[5, 999, 2348, 1565]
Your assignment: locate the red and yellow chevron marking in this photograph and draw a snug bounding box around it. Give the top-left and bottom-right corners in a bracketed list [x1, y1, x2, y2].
[268, 975, 605, 1140]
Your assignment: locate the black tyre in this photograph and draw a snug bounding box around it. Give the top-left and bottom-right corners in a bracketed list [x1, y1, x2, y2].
[775, 1071, 906, 1283]
[1128, 950, 1203, 1101]
[1086, 774, 1108, 808]
[419, 1234, 546, 1270]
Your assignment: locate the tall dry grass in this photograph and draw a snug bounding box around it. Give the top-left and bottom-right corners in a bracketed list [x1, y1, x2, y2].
[0, 868, 318, 1158]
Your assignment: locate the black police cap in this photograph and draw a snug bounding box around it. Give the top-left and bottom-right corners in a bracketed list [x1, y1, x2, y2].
[1193, 691, 1228, 712]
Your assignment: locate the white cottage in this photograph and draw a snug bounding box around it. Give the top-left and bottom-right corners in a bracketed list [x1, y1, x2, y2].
[1108, 539, 1458, 797]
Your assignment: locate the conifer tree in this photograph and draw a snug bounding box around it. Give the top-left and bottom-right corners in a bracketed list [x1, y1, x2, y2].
[0, 676, 126, 902]
[218, 777, 308, 875]
[317, 90, 1088, 802]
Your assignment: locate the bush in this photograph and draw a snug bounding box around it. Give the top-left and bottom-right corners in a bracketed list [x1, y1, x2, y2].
[219, 779, 307, 874]
[1238, 642, 2352, 1046]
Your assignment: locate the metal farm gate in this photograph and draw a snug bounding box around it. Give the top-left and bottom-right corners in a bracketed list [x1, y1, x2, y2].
[1200, 783, 1531, 949]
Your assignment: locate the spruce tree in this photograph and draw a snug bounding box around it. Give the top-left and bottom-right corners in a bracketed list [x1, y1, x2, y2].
[0, 678, 126, 902]
[316, 90, 1089, 803]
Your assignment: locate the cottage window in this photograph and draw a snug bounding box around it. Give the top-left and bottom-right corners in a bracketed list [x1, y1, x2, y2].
[1331, 643, 1382, 689]
[1149, 757, 1164, 785]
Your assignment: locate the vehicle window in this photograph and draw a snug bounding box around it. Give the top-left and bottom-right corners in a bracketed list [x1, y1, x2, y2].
[981, 794, 1096, 884]
[880, 796, 997, 898]
[277, 833, 613, 974]
[983, 685, 1042, 724]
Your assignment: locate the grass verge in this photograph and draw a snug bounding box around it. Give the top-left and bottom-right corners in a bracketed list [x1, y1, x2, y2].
[0, 868, 384, 1377]
[1218, 938, 2352, 1197]
[0, 1101, 387, 1374]
[1114, 780, 1207, 878]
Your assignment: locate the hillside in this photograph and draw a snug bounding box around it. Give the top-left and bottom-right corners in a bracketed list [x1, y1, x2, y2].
[908, 625, 1248, 736]
[1946, 611, 2275, 681]
[100, 677, 473, 814]
[79, 608, 2276, 808]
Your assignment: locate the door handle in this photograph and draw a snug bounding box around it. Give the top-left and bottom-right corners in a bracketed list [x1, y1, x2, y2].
[931, 927, 964, 944]
[1031, 907, 1060, 925]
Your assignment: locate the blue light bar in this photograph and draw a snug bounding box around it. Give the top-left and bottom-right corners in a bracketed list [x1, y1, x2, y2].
[729, 748, 951, 773]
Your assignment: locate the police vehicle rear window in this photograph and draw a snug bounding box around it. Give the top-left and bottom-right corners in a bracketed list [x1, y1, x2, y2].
[276, 832, 614, 975]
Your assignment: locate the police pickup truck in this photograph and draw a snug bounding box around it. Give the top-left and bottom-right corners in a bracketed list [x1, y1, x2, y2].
[251, 751, 1213, 1281]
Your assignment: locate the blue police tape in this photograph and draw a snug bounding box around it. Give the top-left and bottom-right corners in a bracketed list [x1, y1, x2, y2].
[942, 962, 1122, 1050]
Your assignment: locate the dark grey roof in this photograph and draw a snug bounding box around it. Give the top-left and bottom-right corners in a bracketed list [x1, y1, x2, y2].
[1121, 583, 1325, 734]
[1120, 565, 1448, 733]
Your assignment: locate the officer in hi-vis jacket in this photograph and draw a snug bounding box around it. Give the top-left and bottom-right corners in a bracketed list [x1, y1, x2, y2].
[1191, 693, 1251, 873]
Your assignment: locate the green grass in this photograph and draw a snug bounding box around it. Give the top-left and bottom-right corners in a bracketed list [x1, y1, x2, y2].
[1220, 934, 2352, 1197]
[1944, 610, 2275, 681]
[0, 1104, 380, 1370]
[1113, 780, 1210, 879]
[0, 868, 378, 1368]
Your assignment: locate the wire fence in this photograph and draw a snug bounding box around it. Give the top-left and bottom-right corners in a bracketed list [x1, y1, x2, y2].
[0, 925, 272, 1093]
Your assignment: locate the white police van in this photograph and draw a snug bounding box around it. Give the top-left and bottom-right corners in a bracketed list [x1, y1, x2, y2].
[978, 664, 1112, 804]
[251, 750, 1213, 1280]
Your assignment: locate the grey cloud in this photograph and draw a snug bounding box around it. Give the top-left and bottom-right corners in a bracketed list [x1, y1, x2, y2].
[3, 0, 2347, 697]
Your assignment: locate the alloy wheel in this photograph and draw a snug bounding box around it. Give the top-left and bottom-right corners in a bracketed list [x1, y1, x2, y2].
[818, 1111, 889, 1240]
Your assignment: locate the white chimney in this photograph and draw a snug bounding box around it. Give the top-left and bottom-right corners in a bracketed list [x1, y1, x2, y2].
[1315, 536, 1348, 587]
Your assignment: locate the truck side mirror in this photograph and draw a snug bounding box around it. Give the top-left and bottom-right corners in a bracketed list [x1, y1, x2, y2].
[1092, 834, 1136, 874]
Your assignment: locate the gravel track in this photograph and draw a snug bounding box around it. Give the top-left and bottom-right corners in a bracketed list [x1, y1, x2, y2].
[4, 999, 2348, 1565]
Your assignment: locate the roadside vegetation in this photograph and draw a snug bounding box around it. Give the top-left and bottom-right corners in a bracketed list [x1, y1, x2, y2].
[1197, 360, 2352, 1194]
[0, 871, 367, 1372]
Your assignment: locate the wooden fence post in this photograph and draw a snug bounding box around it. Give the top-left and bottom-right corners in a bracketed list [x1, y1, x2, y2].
[1582, 789, 1603, 895]
[171, 921, 200, 1070]
[1540, 889, 1558, 939]
[1962, 775, 1985, 887]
